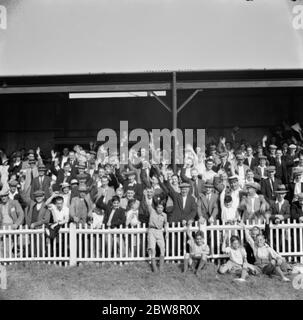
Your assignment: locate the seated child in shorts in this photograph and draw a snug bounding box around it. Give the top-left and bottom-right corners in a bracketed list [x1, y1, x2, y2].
[184, 224, 210, 275]
[219, 234, 256, 282]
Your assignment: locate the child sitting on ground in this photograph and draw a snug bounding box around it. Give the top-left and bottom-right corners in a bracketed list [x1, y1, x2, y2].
[240, 221, 291, 282]
[184, 224, 210, 275]
[219, 234, 256, 282]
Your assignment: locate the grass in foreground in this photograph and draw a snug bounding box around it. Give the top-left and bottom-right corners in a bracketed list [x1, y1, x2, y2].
[1, 262, 303, 300]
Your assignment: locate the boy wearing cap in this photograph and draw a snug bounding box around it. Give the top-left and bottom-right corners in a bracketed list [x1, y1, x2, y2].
[261, 166, 282, 203]
[30, 165, 52, 201]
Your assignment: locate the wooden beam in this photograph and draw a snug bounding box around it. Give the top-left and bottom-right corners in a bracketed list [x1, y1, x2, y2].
[177, 89, 201, 113]
[1, 79, 302, 94]
[150, 91, 171, 112]
[176, 80, 303, 90]
[0, 82, 171, 94]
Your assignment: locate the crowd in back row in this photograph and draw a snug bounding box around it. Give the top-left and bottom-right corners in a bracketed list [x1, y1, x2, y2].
[0, 131, 303, 231]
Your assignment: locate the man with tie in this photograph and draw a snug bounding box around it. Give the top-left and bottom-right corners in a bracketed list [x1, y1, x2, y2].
[232, 154, 250, 188]
[253, 155, 268, 182]
[274, 149, 288, 186]
[180, 167, 204, 201]
[70, 185, 93, 226]
[269, 185, 290, 224]
[30, 165, 51, 201]
[216, 152, 232, 176]
[261, 166, 282, 203]
[289, 170, 303, 202]
[97, 195, 126, 256]
[95, 175, 116, 205]
[197, 181, 219, 224]
[163, 180, 197, 224]
[244, 146, 258, 170]
[267, 145, 277, 166]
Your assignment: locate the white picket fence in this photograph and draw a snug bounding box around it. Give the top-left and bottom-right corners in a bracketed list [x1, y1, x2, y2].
[0, 220, 303, 266]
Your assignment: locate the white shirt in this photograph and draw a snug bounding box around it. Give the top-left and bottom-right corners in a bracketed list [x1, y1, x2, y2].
[61, 156, 69, 169]
[250, 194, 259, 214]
[182, 196, 187, 209]
[49, 204, 69, 224]
[237, 166, 245, 187]
[276, 199, 284, 213]
[8, 190, 18, 200]
[107, 209, 116, 226]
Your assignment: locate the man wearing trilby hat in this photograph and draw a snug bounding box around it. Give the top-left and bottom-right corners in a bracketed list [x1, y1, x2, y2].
[30, 164, 52, 201]
[269, 185, 290, 224]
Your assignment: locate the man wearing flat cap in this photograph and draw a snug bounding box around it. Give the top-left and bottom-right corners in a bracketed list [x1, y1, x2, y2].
[25, 190, 50, 229]
[8, 180, 27, 210]
[216, 152, 232, 176]
[261, 166, 282, 203]
[269, 185, 290, 224]
[118, 170, 143, 201]
[70, 185, 93, 226]
[197, 180, 219, 224]
[0, 187, 24, 229]
[30, 165, 52, 201]
[239, 182, 270, 223]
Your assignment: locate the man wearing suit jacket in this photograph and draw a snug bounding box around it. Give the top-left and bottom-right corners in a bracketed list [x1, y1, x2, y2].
[25, 190, 50, 229]
[119, 170, 143, 201]
[244, 146, 258, 170]
[216, 152, 232, 176]
[97, 195, 126, 228]
[67, 151, 79, 180]
[232, 154, 250, 188]
[261, 166, 282, 203]
[30, 165, 52, 201]
[267, 145, 277, 166]
[164, 179, 197, 224]
[274, 149, 289, 186]
[253, 155, 268, 182]
[269, 185, 290, 224]
[54, 162, 72, 191]
[0, 188, 24, 229]
[180, 167, 204, 201]
[289, 170, 303, 202]
[197, 181, 219, 224]
[291, 193, 303, 222]
[70, 185, 94, 226]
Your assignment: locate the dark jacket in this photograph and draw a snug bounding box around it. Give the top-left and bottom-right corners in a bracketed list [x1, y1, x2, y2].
[164, 179, 197, 223]
[25, 201, 51, 228]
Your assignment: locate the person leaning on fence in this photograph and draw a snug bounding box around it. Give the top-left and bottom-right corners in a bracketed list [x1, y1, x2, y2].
[44, 194, 69, 241]
[24, 190, 50, 229]
[147, 201, 168, 273]
[69, 185, 93, 227]
[97, 195, 126, 257]
[219, 234, 256, 282]
[183, 223, 210, 275]
[240, 222, 291, 282]
[197, 180, 219, 225]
